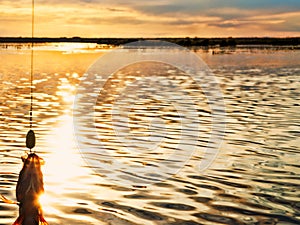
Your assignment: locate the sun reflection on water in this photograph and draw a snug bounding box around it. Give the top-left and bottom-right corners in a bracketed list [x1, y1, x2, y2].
[39, 114, 97, 220]
[56, 78, 76, 104]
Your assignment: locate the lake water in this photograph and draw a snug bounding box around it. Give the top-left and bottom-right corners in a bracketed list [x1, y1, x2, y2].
[0, 43, 299, 225]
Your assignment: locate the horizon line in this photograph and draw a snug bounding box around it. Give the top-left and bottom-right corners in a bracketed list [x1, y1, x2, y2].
[0, 36, 300, 39]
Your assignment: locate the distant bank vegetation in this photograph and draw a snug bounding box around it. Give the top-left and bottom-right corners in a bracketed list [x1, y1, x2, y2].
[0, 37, 299, 47]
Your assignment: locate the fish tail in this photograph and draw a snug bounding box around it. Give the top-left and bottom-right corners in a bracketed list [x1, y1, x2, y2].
[12, 216, 46, 225]
[39, 215, 49, 225]
[12, 216, 23, 225]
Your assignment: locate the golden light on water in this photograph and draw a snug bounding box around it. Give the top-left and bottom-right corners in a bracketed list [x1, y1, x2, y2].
[56, 78, 76, 104]
[49, 43, 99, 52]
[34, 72, 129, 222]
[0, 41, 299, 224]
[38, 112, 111, 224]
[38, 193, 60, 217]
[39, 113, 97, 220]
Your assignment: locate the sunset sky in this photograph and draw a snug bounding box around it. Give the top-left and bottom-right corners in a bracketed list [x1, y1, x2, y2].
[1, 0, 300, 37]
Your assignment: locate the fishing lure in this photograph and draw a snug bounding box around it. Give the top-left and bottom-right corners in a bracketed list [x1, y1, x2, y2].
[1, 152, 48, 225]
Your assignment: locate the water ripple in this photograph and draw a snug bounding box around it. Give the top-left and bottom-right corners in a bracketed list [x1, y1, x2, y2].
[0, 46, 299, 224]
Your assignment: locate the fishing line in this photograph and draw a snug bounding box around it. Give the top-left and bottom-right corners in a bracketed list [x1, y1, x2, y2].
[30, 0, 34, 129]
[26, 0, 36, 151]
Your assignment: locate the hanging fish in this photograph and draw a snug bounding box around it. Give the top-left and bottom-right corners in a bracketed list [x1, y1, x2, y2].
[1, 153, 48, 225]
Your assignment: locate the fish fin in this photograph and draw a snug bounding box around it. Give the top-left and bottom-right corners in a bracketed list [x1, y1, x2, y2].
[12, 216, 23, 225]
[39, 215, 49, 225]
[21, 154, 27, 162]
[0, 194, 18, 204]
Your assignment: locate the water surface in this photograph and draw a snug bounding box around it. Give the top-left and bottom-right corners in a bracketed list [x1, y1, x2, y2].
[0, 44, 299, 225]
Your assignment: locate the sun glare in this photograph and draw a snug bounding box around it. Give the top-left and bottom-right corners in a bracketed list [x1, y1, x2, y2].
[50, 43, 98, 52]
[39, 193, 60, 216]
[56, 79, 76, 104]
[39, 113, 95, 216]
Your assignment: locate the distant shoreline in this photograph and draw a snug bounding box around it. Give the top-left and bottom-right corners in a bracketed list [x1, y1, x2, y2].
[0, 37, 299, 47]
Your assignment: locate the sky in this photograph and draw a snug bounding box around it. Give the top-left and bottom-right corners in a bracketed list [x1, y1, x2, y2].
[0, 0, 300, 37]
